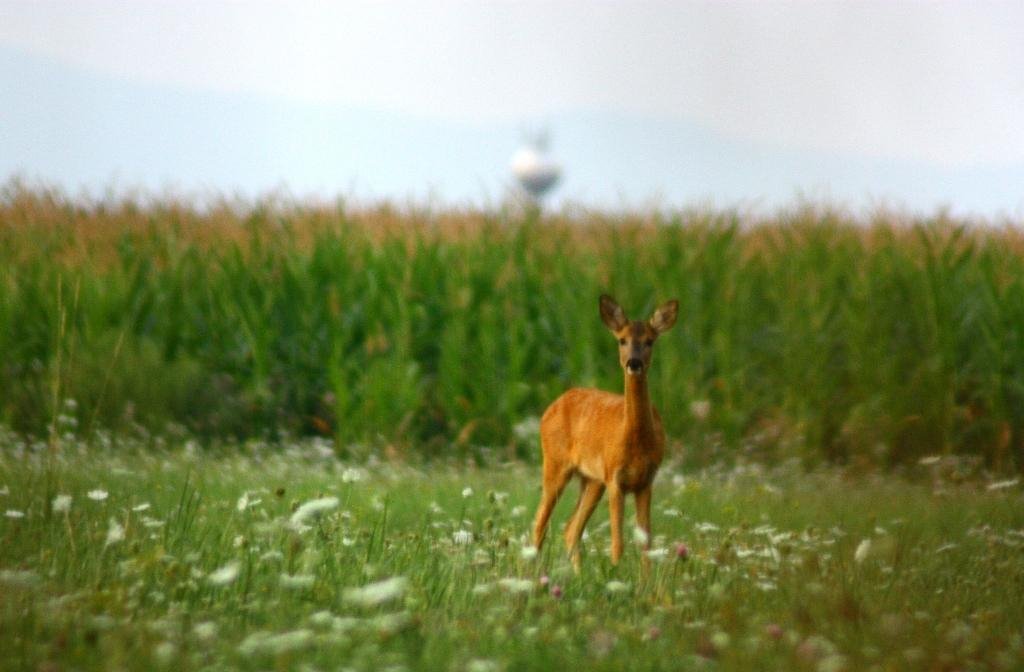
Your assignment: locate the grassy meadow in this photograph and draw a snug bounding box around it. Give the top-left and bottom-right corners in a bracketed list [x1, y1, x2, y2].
[2, 437, 1023, 672]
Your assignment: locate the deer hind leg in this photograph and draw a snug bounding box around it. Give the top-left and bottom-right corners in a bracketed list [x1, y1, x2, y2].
[563, 478, 605, 571]
[531, 458, 574, 550]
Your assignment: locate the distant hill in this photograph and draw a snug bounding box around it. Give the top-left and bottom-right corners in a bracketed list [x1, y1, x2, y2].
[2, 46, 1022, 217]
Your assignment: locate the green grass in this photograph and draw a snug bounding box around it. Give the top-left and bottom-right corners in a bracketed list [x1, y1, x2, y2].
[2, 436, 1022, 671]
[4, 183, 1024, 470]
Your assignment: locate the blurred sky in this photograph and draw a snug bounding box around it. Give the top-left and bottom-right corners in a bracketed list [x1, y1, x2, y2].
[1, 1, 1023, 216]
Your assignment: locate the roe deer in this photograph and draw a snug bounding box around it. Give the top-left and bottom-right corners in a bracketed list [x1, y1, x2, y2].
[532, 294, 678, 568]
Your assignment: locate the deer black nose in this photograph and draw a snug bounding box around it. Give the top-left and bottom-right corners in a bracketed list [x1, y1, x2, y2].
[626, 358, 643, 372]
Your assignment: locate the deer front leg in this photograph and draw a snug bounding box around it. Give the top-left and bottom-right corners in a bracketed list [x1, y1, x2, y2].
[635, 486, 653, 573]
[635, 486, 652, 551]
[608, 482, 624, 565]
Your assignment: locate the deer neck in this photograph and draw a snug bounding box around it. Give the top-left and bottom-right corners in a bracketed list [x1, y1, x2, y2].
[623, 373, 656, 445]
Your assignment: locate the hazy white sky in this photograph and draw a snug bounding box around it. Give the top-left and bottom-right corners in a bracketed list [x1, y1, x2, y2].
[1, 1, 1023, 212]
[3, 1, 1023, 167]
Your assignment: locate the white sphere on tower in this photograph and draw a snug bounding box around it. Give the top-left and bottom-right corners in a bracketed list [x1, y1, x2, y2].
[511, 133, 561, 199]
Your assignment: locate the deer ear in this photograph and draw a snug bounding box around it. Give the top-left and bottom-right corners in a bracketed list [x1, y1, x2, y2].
[649, 299, 679, 334]
[599, 294, 628, 332]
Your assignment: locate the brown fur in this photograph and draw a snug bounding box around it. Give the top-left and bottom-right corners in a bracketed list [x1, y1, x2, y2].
[532, 295, 678, 568]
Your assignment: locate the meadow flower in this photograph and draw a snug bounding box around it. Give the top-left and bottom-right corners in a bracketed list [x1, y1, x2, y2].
[341, 467, 363, 483]
[510, 505, 526, 517]
[343, 576, 408, 607]
[52, 494, 72, 513]
[0, 569, 38, 586]
[467, 659, 501, 672]
[676, 543, 690, 560]
[87, 489, 109, 501]
[497, 577, 534, 594]
[633, 526, 650, 545]
[854, 539, 872, 563]
[462, 486, 474, 498]
[645, 548, 669, 561]
[208, 561, 241, 586]
[236, 492, 250, 512]
[154, 641, 176, 665]
[5, 509, 25, 518]
[987, 478, 1019, 491]
[105, 518, 125, 545]
[131, 502, 150, 512]
[764, 623, 784, 640]
[370, 611, 412, 635]
[550, 584, 563, 599]
[689, 399, 711, 422]
[290, 496, 339, 525]
[918, 455, 941, 466]
[453, 529, 473, 545]
[280, 573, 315, 589]
[238, 629, 314, 656]
[520, 545, 538, 560]
[193, 621, 218, 641]
[605, 580, 630, 594]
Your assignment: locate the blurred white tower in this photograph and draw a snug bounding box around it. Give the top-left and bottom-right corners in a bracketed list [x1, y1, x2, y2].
[511, 132, 561, 201]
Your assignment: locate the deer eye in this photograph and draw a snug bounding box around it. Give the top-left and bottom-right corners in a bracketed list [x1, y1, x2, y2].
[645, 339, 653, 347]
[618, 338, 626, 345]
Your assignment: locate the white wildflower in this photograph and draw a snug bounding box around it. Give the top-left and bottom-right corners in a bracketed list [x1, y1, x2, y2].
[280, 573, 315, 589]
[208, 561, 241, 586]
[453, 529, 473, 545]
[987, 478, 1019, 491]
[236, 492, 250, 512]
[193, 621, 218, 641]
[290, 496, 339, 525]
[472, 582, 494, 595]
[5, 509, 25, 519]
[131, 502, 150, 512]
[468, 659, 502, 672]
[0, 569, 38, 586]
[52, 494, 72, 513]
[520, 545, 538, 560]
[462, 486, 474, 498]
[513, 416, 541, 442]
[510, 505, 526, 518]
[605, 580, 630, 594]
[918, 455, 942, 466]
[343, 576, 408, 607]
[341, 467, 363, 483]
[497, 577, 534, 594]
[238, 629, 313, 656]
[154, 641, 176, 665]
[105, 518, 125, 546]
[854, 539, 872, 563]
[695, 522, 719, 533]
[689, 399, 711, 422]
[87, 489, 108, 501]
[370, 611, 411, 635]
[633, 526, 650, 546]
[645, 548, 669, 561]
